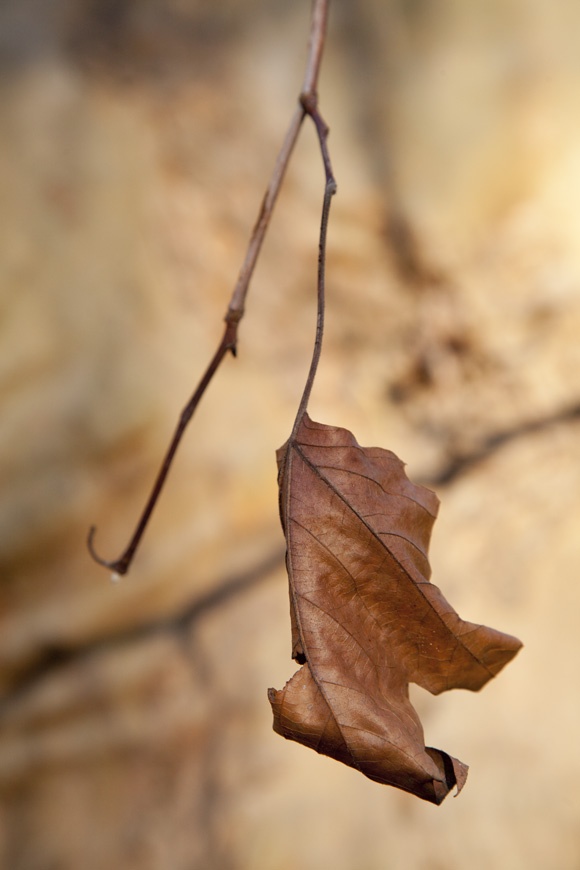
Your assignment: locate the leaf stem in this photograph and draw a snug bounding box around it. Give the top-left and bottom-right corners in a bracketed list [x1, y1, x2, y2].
[88, 0, 331, 575]
[290, 101, 337, 441]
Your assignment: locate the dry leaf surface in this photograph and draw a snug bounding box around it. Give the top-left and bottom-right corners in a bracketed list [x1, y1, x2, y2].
[269, 414, 522, 803]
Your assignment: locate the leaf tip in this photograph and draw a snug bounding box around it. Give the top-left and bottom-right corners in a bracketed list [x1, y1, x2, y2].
[426, 748, 469, 804]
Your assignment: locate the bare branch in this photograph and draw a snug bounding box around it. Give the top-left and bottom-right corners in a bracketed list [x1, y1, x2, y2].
[88, 0, 332, 575]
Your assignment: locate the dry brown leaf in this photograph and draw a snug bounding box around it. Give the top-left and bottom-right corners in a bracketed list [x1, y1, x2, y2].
[269, 413, 522, 804]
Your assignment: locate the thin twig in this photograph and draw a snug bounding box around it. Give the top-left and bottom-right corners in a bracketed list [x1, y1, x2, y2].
[226, 106, 304, 320]
[301, 0, 330, 97]
[88, 0, 331, 575]
[88, 324, 236, 574]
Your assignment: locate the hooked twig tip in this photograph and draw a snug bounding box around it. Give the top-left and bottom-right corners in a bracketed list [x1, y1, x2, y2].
[87, 525, 129, 576]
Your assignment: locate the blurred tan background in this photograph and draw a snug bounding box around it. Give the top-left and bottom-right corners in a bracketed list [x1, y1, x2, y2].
[1, 0, 580, 867]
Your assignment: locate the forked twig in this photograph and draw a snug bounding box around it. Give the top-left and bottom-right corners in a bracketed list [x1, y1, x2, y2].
[88, 0, 332, 576]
